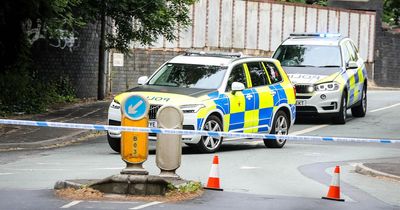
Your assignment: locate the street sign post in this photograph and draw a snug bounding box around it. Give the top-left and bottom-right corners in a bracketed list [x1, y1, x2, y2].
[120, 94, 149, 175]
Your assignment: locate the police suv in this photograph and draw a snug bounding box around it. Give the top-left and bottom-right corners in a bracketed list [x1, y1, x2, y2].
[108, 51, 296, 153]
[273, 33, 367, 124]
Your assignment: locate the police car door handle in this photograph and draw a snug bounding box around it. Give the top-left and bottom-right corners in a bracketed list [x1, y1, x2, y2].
[270, 91, 276, 96]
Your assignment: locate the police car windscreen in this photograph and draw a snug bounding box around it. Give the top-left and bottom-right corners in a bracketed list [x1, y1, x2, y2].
[273, 45, 341, 68]
[148, 63, 227, 89]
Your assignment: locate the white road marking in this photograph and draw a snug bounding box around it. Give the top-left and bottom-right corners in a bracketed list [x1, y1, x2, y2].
[93, 167, 124, 170]
[303, 152, 322, 157]
[130, 201, 163, 209]
[290, 124, 329, 135]
[0, 173, 13, 176]
[89, 201, 138, 204]
[369, 102, 400, 113]
[60, 200, 82, 208]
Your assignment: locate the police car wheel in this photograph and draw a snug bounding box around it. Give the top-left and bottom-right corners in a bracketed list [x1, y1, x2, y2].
[197, 115, 223, 153]
[333, 92, 347, 124]
[351, 86, 367, 117]
[264, 110, 288, 148]
[107, 133, 121, 153]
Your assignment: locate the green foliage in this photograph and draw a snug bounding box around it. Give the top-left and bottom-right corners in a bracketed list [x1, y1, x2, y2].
[0, 67, 76, 116]
[167, 181, 202, 193]
[1, 0, 194, 114]
[383, 0, 400, 26]
[78, 0, 196, 53]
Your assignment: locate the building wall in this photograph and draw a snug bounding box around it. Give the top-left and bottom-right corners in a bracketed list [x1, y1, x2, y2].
[374, 32, 400, 87]
[32, 23, 101, 98]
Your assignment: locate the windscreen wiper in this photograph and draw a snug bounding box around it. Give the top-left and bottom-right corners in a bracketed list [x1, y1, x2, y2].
[318, 65, 341, 68]
[289, 64, 317, 67]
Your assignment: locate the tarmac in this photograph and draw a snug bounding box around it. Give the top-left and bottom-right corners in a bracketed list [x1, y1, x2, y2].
[0, 99, 399, 182]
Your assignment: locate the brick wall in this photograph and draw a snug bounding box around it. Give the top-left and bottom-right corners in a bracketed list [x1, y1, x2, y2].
[374, 32, 400, 87]
[109, 49, 181, 94]
[32, 23, 101, 98]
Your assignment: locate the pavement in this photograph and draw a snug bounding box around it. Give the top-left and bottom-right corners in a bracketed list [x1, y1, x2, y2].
[0, 100, 399, 182]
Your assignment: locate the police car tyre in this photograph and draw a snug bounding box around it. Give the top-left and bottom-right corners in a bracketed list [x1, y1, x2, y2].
[333, 92, 347, 124]
[351, 86, 367, 117]
[264, 110, 288, 148]
[107, 133, 121, 153]
[196, 115, 223, 153]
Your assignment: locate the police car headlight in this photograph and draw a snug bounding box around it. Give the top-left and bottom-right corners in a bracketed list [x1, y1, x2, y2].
[315, 82, 340, 91]
[180, 104, 205, 113]
[110, 100, 121, 109]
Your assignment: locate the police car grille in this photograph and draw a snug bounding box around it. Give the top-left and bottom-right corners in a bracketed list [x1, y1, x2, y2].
[148, 104, 162, 120]
[295, 84, 313, 94]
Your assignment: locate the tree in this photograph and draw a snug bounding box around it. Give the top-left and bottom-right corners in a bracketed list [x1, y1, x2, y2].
[383, 0, 400, 26]
[77, 0, 195, 99]
[0, 0, 196, 101]
[0, 0, 84, 70]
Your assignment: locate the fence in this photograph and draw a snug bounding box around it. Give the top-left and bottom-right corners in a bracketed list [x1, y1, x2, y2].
[133, 0, 376, 62]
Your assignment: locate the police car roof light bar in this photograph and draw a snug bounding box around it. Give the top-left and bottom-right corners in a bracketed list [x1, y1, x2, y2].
[185, 50, 243, 58]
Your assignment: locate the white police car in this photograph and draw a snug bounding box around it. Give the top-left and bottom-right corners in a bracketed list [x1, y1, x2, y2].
[108, 51, 296, 153]
[273, 33, 367, 124]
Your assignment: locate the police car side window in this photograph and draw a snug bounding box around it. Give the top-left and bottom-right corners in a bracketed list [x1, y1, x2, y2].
[345, 41, 357, 62]
[226, 64, 247, 91]
[341, 43, 351, 65]
[263, 62, 282, 84]
[247, 62, 270, 87]
[347, 41, 359, 61]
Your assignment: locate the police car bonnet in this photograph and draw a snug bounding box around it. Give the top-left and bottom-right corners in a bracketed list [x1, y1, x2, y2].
[283, 66, 342, 84]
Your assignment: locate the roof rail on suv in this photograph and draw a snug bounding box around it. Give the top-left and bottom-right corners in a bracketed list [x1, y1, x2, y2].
[289, 33, 341, 38]
[184, 50, 243, 58]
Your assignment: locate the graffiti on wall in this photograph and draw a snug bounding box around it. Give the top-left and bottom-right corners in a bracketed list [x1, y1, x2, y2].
[49, 29, 79, 52]
[22, 19, 79, 52]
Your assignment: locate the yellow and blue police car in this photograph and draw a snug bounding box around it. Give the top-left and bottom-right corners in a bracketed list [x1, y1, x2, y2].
[273, 33, 367, 124]
[108, 51, 296, 153]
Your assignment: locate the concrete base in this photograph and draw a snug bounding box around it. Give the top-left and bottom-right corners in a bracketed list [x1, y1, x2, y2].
[54, 175, 189, 196]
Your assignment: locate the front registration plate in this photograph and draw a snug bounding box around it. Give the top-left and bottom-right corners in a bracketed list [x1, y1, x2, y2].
[296, 100, 306, 106]
[148, 120, 157, 128]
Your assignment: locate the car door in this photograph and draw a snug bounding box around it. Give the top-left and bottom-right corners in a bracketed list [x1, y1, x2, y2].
[225, 64, 255, 133]
[348, 40, 366, 104]
[244, 61, 274, 133]
[343, 41, 359, 106]
[262, 61, 288, 127]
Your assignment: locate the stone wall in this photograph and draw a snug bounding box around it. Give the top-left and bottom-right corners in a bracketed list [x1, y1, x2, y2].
[374, 32, 400, 87]
[32, 23, 101, 98]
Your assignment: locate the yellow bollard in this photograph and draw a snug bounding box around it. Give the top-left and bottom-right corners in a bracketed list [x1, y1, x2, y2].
[120, 94, 149, 175]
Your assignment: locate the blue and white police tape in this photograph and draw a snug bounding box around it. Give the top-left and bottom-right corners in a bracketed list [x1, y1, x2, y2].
[0, 119, 399, 144]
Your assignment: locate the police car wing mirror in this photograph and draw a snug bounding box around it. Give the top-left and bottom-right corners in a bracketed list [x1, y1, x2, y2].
[138, 76, 148, 85]
[231, 82, 245, 94]
[346, 61, 358, 70]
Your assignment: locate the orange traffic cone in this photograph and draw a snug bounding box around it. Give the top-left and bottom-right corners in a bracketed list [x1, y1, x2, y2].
[322, 166, 345, 202]
[204, 155, 223, 191]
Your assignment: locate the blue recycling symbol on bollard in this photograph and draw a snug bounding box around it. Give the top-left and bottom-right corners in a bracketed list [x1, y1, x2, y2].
[122, 95, 149, 120]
